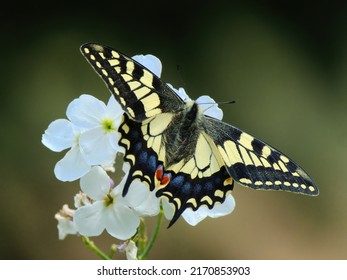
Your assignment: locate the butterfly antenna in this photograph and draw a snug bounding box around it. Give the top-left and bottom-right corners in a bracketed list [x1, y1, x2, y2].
[219, 100, 236, 105]
[200, 100, 236, 113]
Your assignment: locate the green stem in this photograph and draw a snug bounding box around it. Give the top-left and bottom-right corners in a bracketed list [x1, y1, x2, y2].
[138, 208, 164, 260]
[108, 244, 117, 259]
[137, 219, 147, 255]
[82, 236, 111, 260]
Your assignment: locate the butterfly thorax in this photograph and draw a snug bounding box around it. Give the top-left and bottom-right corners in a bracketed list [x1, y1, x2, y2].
[162, 100, 203, 168]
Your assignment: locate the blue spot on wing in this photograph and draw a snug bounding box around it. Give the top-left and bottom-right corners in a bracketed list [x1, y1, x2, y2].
[182, 182, 191, 194]
[148, 155, 157, 173]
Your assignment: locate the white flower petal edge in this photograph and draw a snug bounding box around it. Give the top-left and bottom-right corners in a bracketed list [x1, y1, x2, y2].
[54, 145, 91, 182]
[55, 204, 77, 240]
[196, 95, 223, 120]
[67, 94, 108, 128]
[167, 83, 191, 101]
[125, 180, 160, 217]
[161, 194, 235, 226]
[104, 203, 140, 240]
[124, 240, 138, 260]
[182, 194, 236, 226]
[79, 127, 118, 165]
[42, 119, 75, 152]
[106, 95, 124, 131]
[132, 54, 162, 78]
[162, 199, 175, 221]
[80, 166, 111, 201]
[74, 201, 106, 237]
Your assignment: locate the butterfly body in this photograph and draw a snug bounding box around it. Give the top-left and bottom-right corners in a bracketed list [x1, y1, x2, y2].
[81, 43, 318, 226]
[163, 100, 203, 167]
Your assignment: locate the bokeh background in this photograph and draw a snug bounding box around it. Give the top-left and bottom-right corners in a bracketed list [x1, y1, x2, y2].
[1, 0, 347, 259]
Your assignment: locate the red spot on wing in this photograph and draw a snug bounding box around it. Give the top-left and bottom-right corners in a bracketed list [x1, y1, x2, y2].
[155, 165, 171, 187]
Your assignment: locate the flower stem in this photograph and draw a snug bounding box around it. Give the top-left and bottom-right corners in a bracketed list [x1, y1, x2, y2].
[82, 236, 111, 260]
[137, 219, 147, 256]
[108, 244, 117, 259]
[138, 208, 164, 260]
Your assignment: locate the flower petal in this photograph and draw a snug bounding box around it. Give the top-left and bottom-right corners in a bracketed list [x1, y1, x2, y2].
[56, 218, 77, 240]
[42, 119, 74, 152]
[74, 192, 91, 208]
[105, 204, 140, 240]
[80, 166, 111, 200]
[124, 180, 160, 216]
[106, 95, 123, 124]
[125, 240, 138, 260]
[167, 84, 190, 101]
[54, 205, 77, 240]
[196, 95, 223, 120]
[79, 127, 118, 165]
[162, 200, 175, 221]
[67, 94, 107, 128]
[182, 194, 236, 226]
[73, 201, 106, 236]
[54, 145, 91, 181]
[132, 54, 162, 77]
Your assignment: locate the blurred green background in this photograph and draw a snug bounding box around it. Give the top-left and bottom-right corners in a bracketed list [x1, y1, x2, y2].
[1, 0, 347, 259]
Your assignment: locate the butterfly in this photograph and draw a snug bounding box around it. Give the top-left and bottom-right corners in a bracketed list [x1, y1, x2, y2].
[80, 43, 318, 227]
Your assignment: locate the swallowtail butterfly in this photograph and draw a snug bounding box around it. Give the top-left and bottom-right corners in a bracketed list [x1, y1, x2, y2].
[81, 43, 318, 226]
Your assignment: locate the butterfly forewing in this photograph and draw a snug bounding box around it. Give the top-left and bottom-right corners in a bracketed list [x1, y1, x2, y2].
[203, 116, 318, 195]
[80, 43, 184, 121]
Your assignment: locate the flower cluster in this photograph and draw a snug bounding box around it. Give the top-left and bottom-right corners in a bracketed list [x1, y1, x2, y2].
[42, 53, 235, 259]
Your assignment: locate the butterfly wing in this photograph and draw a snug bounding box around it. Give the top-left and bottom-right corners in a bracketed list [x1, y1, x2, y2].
[80, 43, 184, 121]
[203, 116, 318, 195]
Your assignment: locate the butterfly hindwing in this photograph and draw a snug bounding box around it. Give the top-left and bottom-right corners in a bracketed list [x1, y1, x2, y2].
[118, 113, 160, 193]
[80, 43, 184, 121]
[156, 131, 234, 226]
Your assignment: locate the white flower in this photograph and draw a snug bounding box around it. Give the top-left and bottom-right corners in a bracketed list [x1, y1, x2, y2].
[69, 94, 123, 165]
[73, 164, 160, 240]
[42, 94, 123, 182]
[73, 166, 140, 240]
[54, 204, 78, 240]
[42, 118, 91, 181]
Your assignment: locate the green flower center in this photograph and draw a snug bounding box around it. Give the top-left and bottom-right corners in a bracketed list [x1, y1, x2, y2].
[104, 193, 114, 207]
[102, 119, 115, 133]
